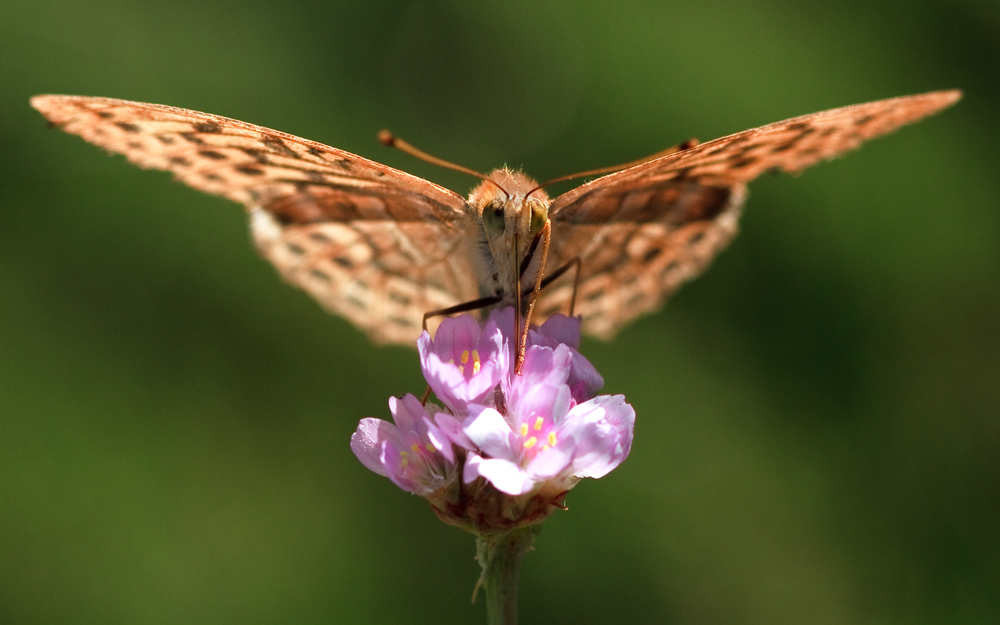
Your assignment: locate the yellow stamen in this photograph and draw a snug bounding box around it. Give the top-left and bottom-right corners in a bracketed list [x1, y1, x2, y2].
[411, 443, 420, 452]
[524, 436, 538, 449]
[399, 450, 409, 468]
[461, 350, 470, 364]
[425, 443, 435, 452]
[519, 423, 529, 436]
[534, 416, 544, 431]
[459, 364, 465, 375]
[547, 432, 557, 446]
[472, 349, 481, 375]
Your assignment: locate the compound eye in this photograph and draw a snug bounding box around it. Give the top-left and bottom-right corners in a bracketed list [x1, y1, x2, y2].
[482, 203, 505, 234]
[529, 200, 548, 234]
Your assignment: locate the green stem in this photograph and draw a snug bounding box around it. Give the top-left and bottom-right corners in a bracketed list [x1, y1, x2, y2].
[475, 527, 536, 625]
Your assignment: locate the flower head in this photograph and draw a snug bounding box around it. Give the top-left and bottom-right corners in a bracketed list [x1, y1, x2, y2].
[352, 308, 635, 534]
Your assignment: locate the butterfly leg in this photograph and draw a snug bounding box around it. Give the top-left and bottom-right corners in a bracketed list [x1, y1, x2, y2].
[530, 256, 582, 316]
[515, 221, 552, 375]
[421, 296, 502, 333]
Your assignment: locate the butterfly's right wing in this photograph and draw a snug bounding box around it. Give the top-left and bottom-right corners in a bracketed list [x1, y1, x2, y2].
[543, 90, 962, 339]
[31, 95, 481, 344]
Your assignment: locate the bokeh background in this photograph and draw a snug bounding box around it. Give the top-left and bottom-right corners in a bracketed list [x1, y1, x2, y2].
[2, 0, 998, 623]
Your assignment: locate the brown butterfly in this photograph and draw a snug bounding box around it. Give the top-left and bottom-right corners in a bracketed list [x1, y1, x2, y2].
[31, 91, 961, 347]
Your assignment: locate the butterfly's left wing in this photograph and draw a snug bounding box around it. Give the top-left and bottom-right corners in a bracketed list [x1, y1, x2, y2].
[542, 89, 962, 339]
[31, 95, 481, 344]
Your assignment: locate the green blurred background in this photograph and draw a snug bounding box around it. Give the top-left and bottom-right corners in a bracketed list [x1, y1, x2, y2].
[1, 0, 998, 623]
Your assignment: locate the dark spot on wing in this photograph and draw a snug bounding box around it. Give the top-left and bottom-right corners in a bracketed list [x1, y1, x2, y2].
[346, 295, 366, 309]
[261, 135, 297, 157]
[389, 316, 413, 327]
[241, 147, 269, 164]
[675, 186, 731, 222]
[307, 146, 326, 157]
[169, 156, 191, 166]
[203, 173, 224, 182]
[662, 260, 680, 276]
[193, 122, 222, 134]
[688, 231, 706, 245]
[333, 256, 353, 268]
[309, 268, 331, 282]
[97, 111, 114, 119]
[308, 231, 332, 244]
[116, 122, 141, 133]
[127, 141, 143, 150]
[307, 170, 326, 182]
[285, 243, 306, 256]
[585, 288, 606, 302]
[237, 166, 265, 176]
[729, 157, 756, 169]
[199, 150, 227, 160]
[642, 247, 662, 263]
[338, 158, 353, 170]
[771, 140, 797, 153]
[155, 135, 176, 145]
[389, 292, 412, 306]
[736, 143, 764, 156]
[854, 115, 874, 126]
[179, 132, 205, 145]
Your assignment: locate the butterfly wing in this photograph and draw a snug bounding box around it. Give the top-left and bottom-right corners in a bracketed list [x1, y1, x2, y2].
[31, 95, 481, 344]
[543, 89, 962, 338]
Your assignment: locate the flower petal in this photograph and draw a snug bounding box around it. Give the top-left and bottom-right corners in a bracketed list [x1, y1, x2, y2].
[463, 407, 515, 459]
[533, 313, 582, 349]
[474, 457, 537, 495]
[525, 443, 573, 478]
[350, 417, 404, 477]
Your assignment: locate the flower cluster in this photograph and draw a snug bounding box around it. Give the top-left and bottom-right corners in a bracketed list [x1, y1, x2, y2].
[351, 308, 635, 534]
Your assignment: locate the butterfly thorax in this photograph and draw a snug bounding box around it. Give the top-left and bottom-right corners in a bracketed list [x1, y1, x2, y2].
[468, 168, 551, 305]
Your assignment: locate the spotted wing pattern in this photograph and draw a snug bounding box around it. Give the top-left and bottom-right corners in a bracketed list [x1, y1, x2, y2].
[541, 90, 962, 338]
[31, 95, 480, 344]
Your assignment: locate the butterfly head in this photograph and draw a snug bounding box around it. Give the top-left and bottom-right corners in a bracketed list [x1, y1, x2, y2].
[469, 168, 552, 301]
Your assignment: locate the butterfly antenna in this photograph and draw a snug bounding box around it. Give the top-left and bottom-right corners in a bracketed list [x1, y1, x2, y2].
[378, 130, 508, 199]
[525, 138, 700, 198]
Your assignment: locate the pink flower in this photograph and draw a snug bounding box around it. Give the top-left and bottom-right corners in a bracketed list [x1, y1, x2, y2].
[463, 343, 634, 496]
[417, 314, 508, 416]
[350, 394, 463, 497]
[489, 307, 604, 403]
[351, 308, 635, 532]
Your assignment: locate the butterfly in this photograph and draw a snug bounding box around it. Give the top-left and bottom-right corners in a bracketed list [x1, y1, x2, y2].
[31, 90, 961, 347]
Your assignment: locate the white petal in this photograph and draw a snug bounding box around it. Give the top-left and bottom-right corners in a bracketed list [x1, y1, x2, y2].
[463, 408, 515, 459]
[475, 458, 537, 495]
